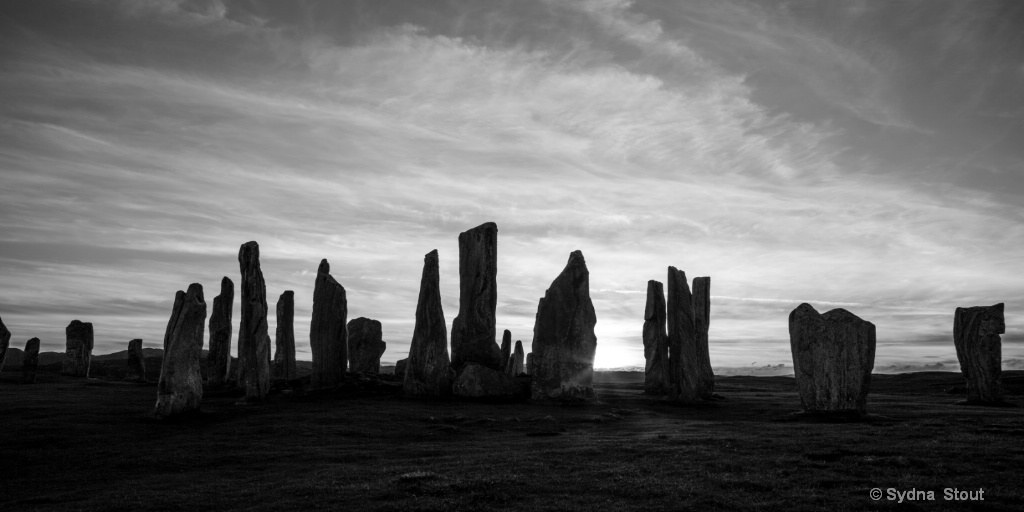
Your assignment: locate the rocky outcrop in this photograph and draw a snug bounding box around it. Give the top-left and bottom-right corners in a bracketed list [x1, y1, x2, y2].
[23, 337, 40, 383]
[274, 290, 296, 379]
[237, 241, 271, 401]
[453, 362, 522, 398]
[0, 314, 9, 374]
[508, 340, 525, 376]
[954, 303, 1005, 403]
[643, 280, 670, 395]
[207, 276, 233, 387]
[348, 317, 386, 374]
[154, 284, 206, 418]
[450, 222, 502, 371]
[125, 339, 146, 382]
[789, 303, 876, 415]
[692, 276, 714, 399]
[530, 251, 598, 401]
[310, 259, 348, 388]
[62, 320, 94, 378]
[404, 250, 452, 396]
[666, 267, 698, 401]
[499, 329, 512, 373]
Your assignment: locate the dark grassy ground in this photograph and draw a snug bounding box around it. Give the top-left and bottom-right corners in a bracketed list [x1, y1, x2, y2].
[1, 364, 1022, 511]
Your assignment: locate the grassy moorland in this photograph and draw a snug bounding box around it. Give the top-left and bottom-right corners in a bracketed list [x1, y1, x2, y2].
[1, 362, 1022, 512]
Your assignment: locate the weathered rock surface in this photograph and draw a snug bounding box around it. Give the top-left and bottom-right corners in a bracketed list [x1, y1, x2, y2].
[499, 329, 512, 373]
[643, 280, 670, 395]
[954, 303, 1005, 403]
[206, 276, 233, 387]
[450, 222, 503, 371]
[310, 259, 348, 388]
[125, 339, 146, 382]
[62, 320, 94, 377]
[348, 317, 386, 374]
[394, 358, 408, 381]
[453, 362, 523, 398]
[237, 241, 271, 400]
[692, 276, 714, 399]
[666, 267, 698, 401]
[404, 250, 452, 396]
[274, 290, 296, 379]
[0, 314, 9, 374]
[530, 251, 598, 401]
[23, 337, 40, 383]
[508, 340, 525, 376]
[789, 303, 876, 415]
[154, 284, 206, 418]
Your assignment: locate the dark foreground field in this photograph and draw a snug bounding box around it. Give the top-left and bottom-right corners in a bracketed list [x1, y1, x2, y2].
[2, 367, 1023, 512]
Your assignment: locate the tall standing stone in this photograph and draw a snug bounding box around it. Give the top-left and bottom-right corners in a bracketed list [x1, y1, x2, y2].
[499, 329, 512, 373]
[530, 251, 598, 401]
[274, 290, 296, 379]
[643, 280, 670, 395]
[666, 267, 698, 401]
[450, 222, 502, 372]
[125, 339, 146, 382]
[692, 276, 714, 399]
[310, 259, 348, 388]
[789, 303, 876, 416]
[404, 250, 452, 396]
[23, 337, 40, 383]
[953, 303, 1005, 403]
[525, 352, 533, 375]
[348, 317, 386, 374]
[207, 276, 233, 387]
[237, 241, 271, 401]
[62, 320, 93, 378]
[508, 340, 525, 375]
[154, 284, 206, 418]
[0, 314, 9, 374]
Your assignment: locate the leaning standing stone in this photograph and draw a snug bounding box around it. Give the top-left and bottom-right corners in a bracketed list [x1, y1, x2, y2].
[404, 250, 452, 396]
[692, 276, 714, 399]
[237, 241, 271, 401]
[450, 222, 503, 371]
[62, 320, 94, 378]
[154, 284, 206, 418]
[954, 303, 1006, 403]
[125, 339, 146, 382]
[207, 276, 233, 387]
[0, 314, 9, 374]
[310, 259, 348, 388]
[348, 317, 386, 374]
[666, 267, 698, 402]
[23, 337, 40, 383]
[643, 280, 670, 395]
[274, 290, 297, 379]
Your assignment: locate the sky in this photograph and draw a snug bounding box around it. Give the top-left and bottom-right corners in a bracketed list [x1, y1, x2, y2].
[1, 0, 1022, 372]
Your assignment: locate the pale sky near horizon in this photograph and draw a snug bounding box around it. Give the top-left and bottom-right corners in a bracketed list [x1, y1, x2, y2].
[1, 0, 1022, 372]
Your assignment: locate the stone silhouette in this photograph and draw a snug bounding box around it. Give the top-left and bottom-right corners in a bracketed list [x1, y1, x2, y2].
[499, 329, 512, 373]
[274, 290, 296, 379]
[23, 337, 40, 383]
[453, 363, 522, 398]
[237, 241, 271, 401]
[154, 284, 206, 418]
[394, 358, 408, 381]
[348, 317, 386, 374]
[404, 250, 452, 396]
[789, 303, 876, 416]
[125, 339, 146, 382]
[508, 340, 525, 376]
[310, 259, 348, 388]
[666, 267, 699, 401]
[207, 276, 233, 387]
[450, 222, 503, 371]
[0, 314, 9, 374]
[530, 251, 598, 401]
[643, 280, 670, 395]
[62, 320, 94, 378]
[526, 352, 533, 375]
[953, 303, 1006, 403]
[692, 276, 714, 399]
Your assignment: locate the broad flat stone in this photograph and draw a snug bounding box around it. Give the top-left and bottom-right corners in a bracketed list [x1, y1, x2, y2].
[126, 339, 146, 382]
[154, 284, 206, 418]
[954, 303, 1005, 403]
[237, 241, 271, 400]
[348, 317, 386, 374]
[62, 320, 94, 378]
[310, 259, 348, 388]
[643, 280, 670, 395]
[207, 276, 233, 387]
[274, 290, 297, 379]
[404, 250, 452, 396]
[450, 222, 502, 371]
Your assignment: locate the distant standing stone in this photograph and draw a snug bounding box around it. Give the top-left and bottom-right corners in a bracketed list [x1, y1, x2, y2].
[237, 241, 271, 400]
[508, 340, 525, 376]
[310, 259, 348, 388]
[404, 250, 452, 396]
[207, 276, 234, 388]
[274, 290, 297, 379]
[453, 362, 522, 398]
[450, 222, 503, 372]
[499, 329, 512, 373]
[525, 352, 533, 375]
[125, 339, 146, 382]
[789, 303, 876, 415]
[530, 251, 598, 401]
[954, 303, 1006, 403]
[666, 267, 698, 402]
[643, 280, 670, 395]
[394, 358, 408, 381]
[23, 337, 40, 383]
[0, 314, 9, 374]
[62, 320, 94, 378]
[348, 317, 386, 374]
[154, 284, 206, 418]
[692, 276, 714, 399]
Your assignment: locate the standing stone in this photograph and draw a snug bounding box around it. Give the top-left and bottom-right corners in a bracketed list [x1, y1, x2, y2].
[666, 267, 698, 401]
[310, 259, 348, 388]
[404, 250, 452, 396]
[23, 337, 40, 383]
[0, 314, 9, 374]
[525, 352, 533, 375]
[692, 276, 714, 399]
[394, 358, 408, 380]
[125, 339, 146, 382]
[274, 290, 296, 379]
[207, 276, 233, 387]
[62, 320, 93, 378]
[237, 241, 271, 400]
[348, 317, 386, 374]
[499, 329, 512, 373]
[953, 303, 1005, 403]
[154, 284, 206, 418]
[530, 251, 598, 401]
[789, 303, 876, 415]
[643, 280, 670, 395]
[508, 340, 525, 376]
[450, 222, 503, 372]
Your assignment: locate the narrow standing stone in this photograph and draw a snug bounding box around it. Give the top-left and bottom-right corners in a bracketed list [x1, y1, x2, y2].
[274, 290, 296, 379]
[692, 276, 714, 399]
[953, 303, 1005, 403]
[450, 222, 502, 371]
[62, 320, 94, 378]
[126, 339, 146, 382]
[0, 314, 9, 374]
[348, 317, 386, 374]
[508, 340, 525, 376]
[23, 337, 40, 383]
[404, 250, 452, 396]
[643, 280, 670, 395]
[154, 284, 206, 418]
[237, 241, 271, 400]
[207, 276, 234, 388]
[525, 352, 533, 375]
[666, 267, 698, 402]
[310, 259, 348, 388]
[499, 329, 512, 373]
